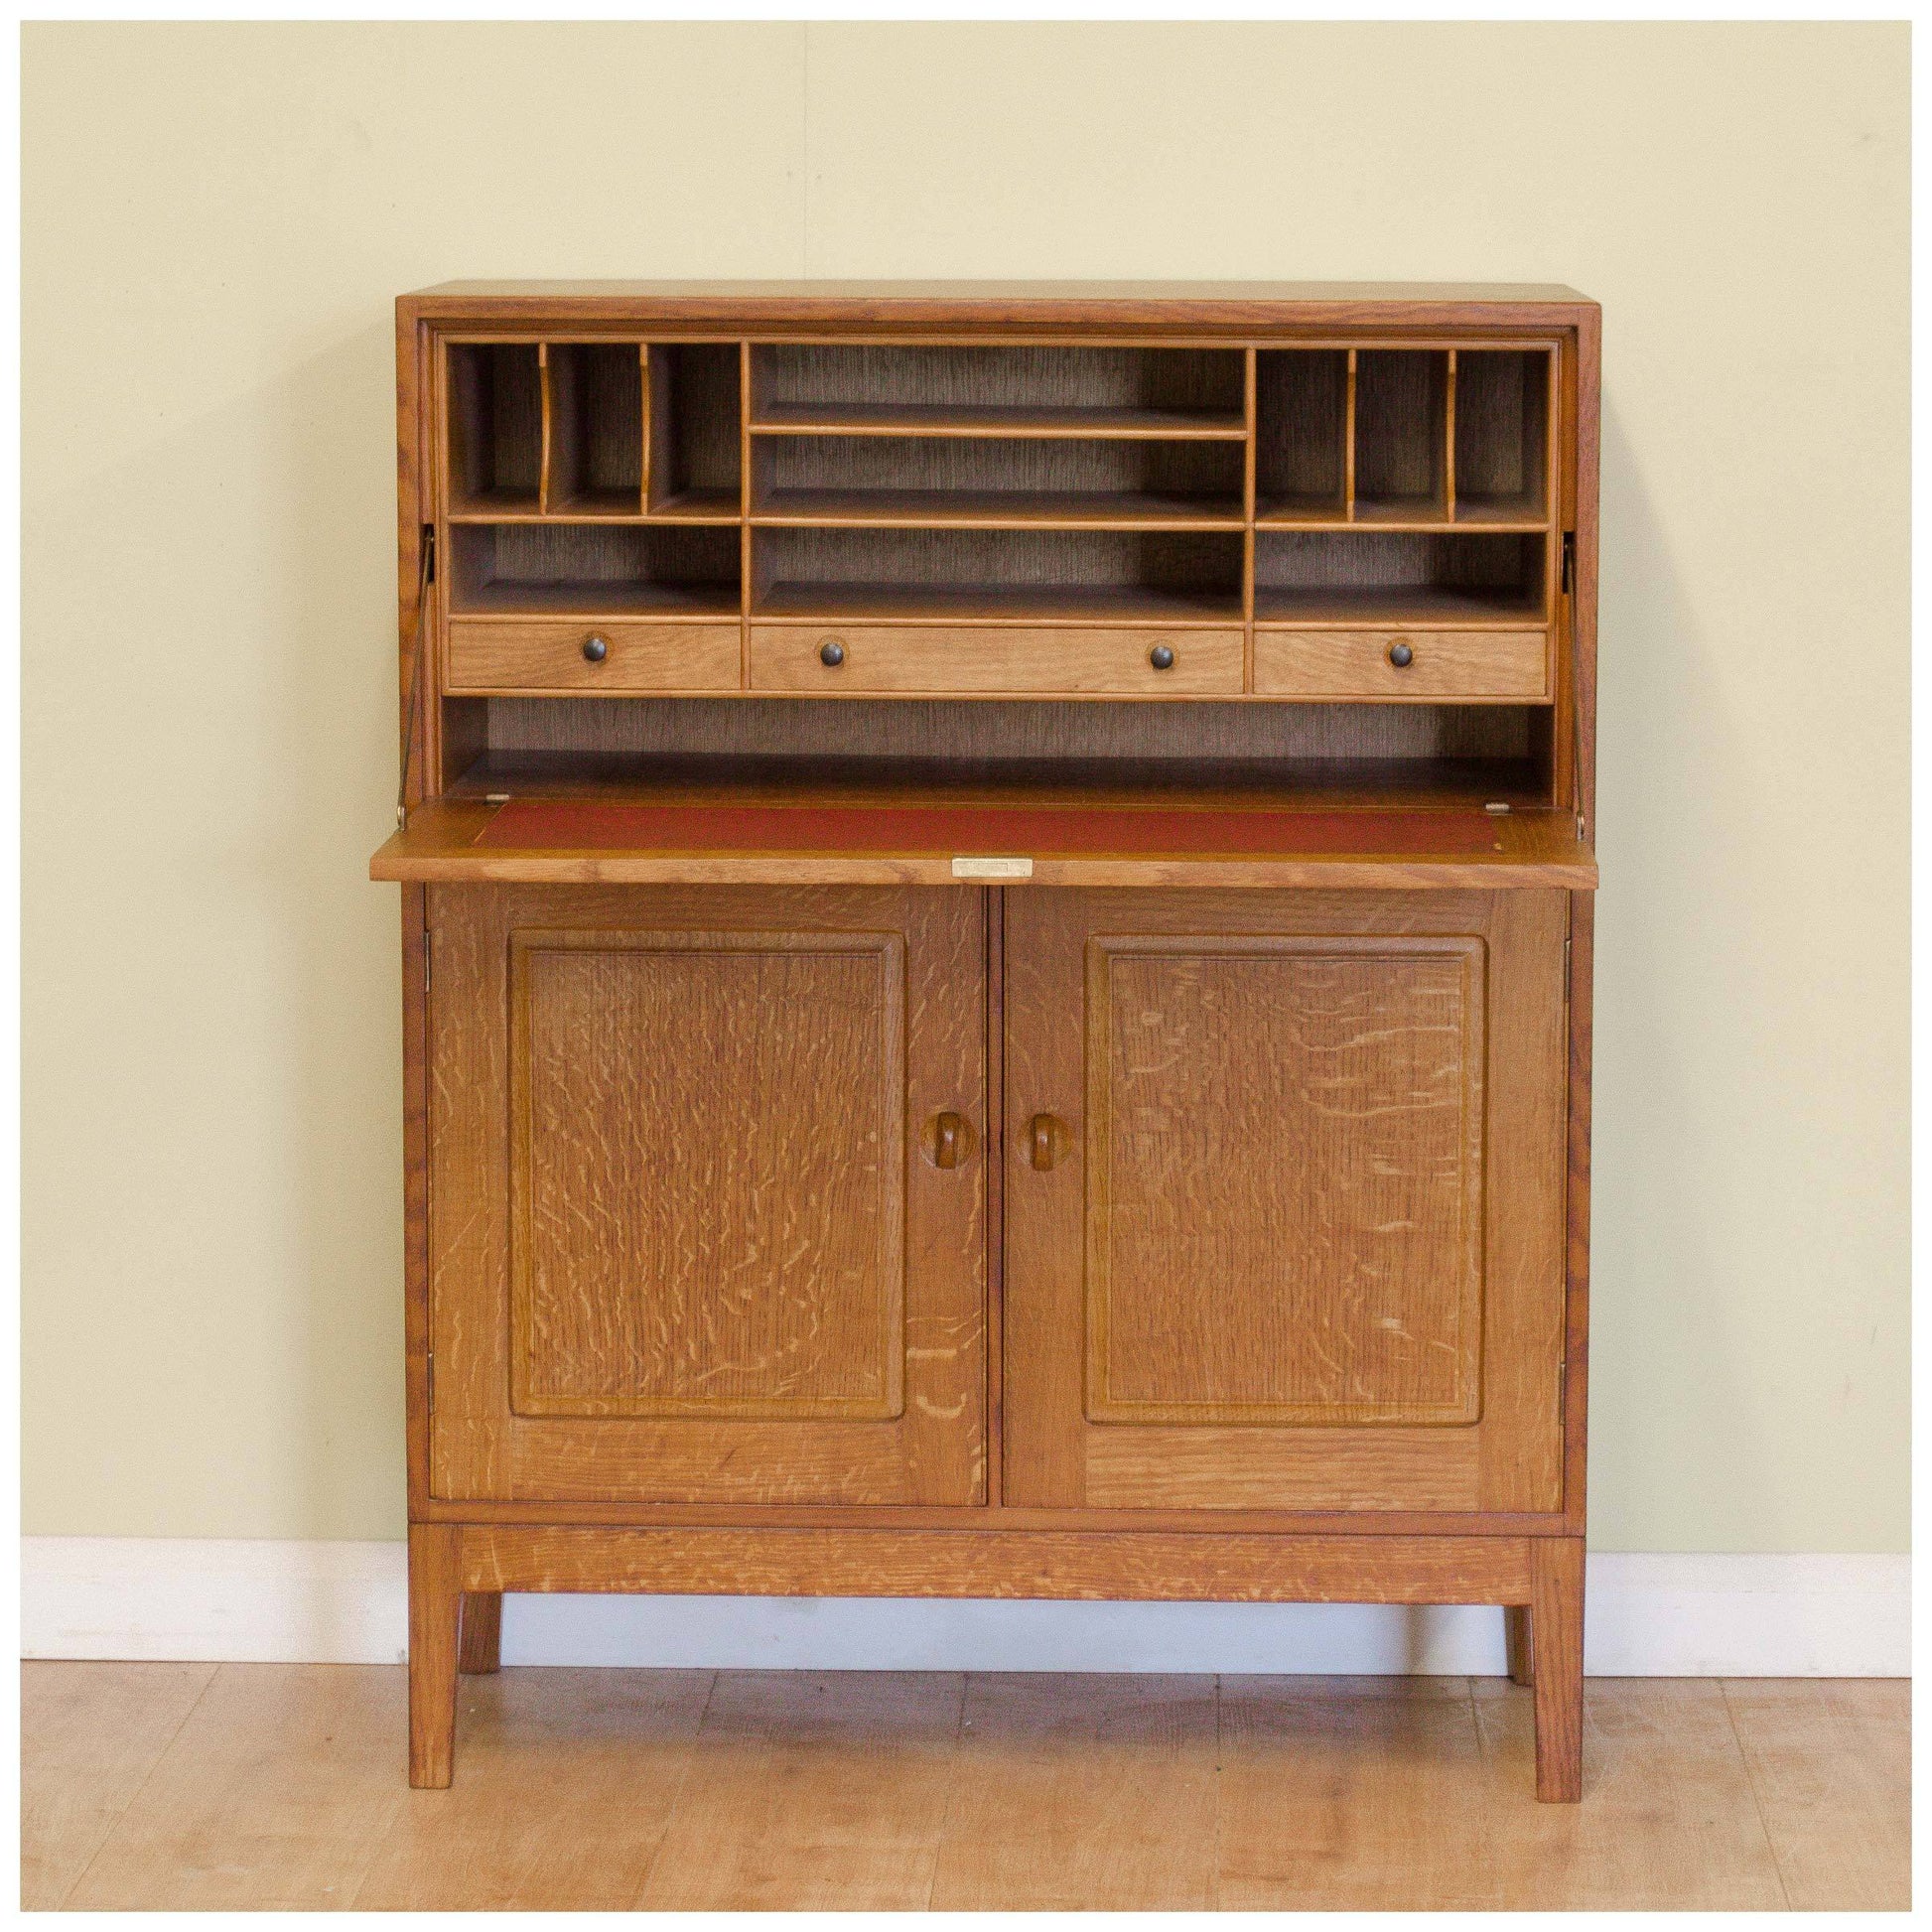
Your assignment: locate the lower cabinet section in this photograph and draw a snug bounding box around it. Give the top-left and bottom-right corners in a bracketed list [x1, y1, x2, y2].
[425, 880, 1571, 1521]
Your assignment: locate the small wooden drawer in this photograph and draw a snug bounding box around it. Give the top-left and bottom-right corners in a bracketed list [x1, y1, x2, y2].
[749, 624, 1245, 697]
[446, 620, 742, 694]
[1253, 627, 1550, 701]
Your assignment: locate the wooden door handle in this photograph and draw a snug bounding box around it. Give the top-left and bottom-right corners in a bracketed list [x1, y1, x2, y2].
[1029, 1113, 1070, 1171]
[933, 1110, 967, 1170]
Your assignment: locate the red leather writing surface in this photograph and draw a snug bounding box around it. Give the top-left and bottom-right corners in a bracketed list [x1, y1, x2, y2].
[474, 799, 1505, 858]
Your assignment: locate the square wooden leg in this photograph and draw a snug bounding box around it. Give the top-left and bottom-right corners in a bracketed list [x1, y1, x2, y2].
[408, 1522, 462, 1788]
[1530, 1537, 1585, 1802]
[459, 1590, 503, 1675]
[1504, 1603, 1534, 1686]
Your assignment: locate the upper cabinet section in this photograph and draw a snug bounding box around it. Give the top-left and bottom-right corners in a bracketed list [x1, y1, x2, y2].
[422, 317, 1574, 705]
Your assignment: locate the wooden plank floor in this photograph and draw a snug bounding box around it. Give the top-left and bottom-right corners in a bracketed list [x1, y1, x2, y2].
[21, 1663, 1908, 1910]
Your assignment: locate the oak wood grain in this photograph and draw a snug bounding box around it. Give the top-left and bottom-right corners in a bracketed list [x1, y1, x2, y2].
[1530, 1536, 1585, 1800]
[750, 621, 1245, 696]
[408, 1523, 462, 1788]
[459, 1526, 1535, 1603]
[506, 926, 907, 1421]
[446, 618, 742, 694]
[1254, 626, 1550, 700]
[1084, 932, 1486, 1427]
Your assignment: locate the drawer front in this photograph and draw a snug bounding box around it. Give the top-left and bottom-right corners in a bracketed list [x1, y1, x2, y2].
[750, 624, 1245, 696]
[446, 620, 743, 694]
[1254, 628, 1550, 701]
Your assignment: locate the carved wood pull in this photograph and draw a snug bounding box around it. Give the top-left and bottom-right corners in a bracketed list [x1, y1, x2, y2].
[1029, 1112, 1070, 1171]
[925, 1110, 976, 1170]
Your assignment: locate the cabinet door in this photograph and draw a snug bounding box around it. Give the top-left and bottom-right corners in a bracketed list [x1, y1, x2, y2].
[1004, 888, 1568, 1514]
[427, 884, 985, 1504]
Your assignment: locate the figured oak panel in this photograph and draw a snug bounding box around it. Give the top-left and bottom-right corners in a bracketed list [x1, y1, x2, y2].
[508, 928, 905, 1420]
[1085, 934, 1485, 1426]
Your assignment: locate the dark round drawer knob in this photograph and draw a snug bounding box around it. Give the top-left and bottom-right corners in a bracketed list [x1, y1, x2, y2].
[1149, 643, 1175, 671]
[581, 633, 610, 663]
[819, 637, 846, 668]
[1387, 639, 1415, 668]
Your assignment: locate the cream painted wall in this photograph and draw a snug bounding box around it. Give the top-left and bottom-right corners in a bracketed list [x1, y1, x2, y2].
[23, 22, 1907, 1551]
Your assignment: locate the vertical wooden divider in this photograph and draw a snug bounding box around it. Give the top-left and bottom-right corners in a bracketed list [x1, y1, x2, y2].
[1241, 346, 1257, 691]
[984, 887, 1005, 1508]
[637, 345, 652, 517]
[740, 342, 754, 687]
[536, 343, 554, 516]
[1444, 348, 1458, 522]
[1343, 347, 1357, 521]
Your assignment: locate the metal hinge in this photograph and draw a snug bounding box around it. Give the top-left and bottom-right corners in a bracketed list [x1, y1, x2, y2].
[1561, 531, 1577, 596]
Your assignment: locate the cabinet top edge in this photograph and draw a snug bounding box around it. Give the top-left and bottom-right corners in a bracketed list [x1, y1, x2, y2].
[398, 279, 1598, 326]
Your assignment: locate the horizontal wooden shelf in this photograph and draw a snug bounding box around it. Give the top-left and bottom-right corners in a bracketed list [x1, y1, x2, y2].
[1453, 491, 1549, 526]
[1255, 495, 1349, 527]
[1353, 496, 1450, 526]
[751, 402, 1249, 441]
[649, 487, 743, 523]
[448, 488, 543, 519]
[1254, 585, 1547, 627]
[751, 582, 1244, 626]
[448, 489, 741, 526]
[752, 487, 1246, 529]
[1256, 504, 1552, 533]
[449, 581, 741, 619]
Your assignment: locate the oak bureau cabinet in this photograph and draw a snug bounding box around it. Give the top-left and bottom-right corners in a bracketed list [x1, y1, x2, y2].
[372, 282, 1600, 1801]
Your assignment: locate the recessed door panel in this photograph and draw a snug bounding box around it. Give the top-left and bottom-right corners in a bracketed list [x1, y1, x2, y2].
[1086, 934, 1486, 1428]
[429, 884, 985, 1505]
[509, 929, 906, 1422]
[1005, 888, 1567, 1514]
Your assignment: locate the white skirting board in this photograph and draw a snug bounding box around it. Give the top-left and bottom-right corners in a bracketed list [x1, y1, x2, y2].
[19, 1540, 1908, 1675]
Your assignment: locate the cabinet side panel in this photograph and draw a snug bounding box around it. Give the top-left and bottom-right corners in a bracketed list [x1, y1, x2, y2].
[403, 884, 432, 1514]
[1474, 888, 1570, 1511]
[1563, 890, 1594, 1526]
[427, 886, 513, 1498]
